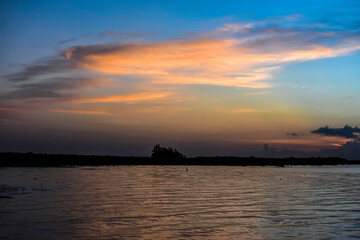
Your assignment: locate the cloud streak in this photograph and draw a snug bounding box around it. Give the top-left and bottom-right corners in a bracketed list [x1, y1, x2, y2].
[232, 108, 265, 113]
[2, 77, 108, 101]
[72, 92, 170, 104]
[3, 57, 75, 82]
[51, 109, 112, 115]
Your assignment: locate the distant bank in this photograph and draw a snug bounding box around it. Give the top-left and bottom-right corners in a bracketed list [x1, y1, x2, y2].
[0, 152, 359, 167]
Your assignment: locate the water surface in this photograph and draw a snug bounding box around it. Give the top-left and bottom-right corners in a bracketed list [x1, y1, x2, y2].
[1, 165, 359, 239]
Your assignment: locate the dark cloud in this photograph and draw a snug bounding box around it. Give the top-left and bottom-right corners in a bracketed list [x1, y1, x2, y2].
[286, 132, 299, 137]
[3, 56, 75, 82]
[2, 77, 98, 100]
[57, 33, 92, 45]
[311, 125, 360, 139]
[57, 37, 77, 45]
[1, 43, 117, 83]
[66, 43, 143, 62]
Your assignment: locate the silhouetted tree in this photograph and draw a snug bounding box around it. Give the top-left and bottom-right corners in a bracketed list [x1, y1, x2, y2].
[151, 144, 185, 159]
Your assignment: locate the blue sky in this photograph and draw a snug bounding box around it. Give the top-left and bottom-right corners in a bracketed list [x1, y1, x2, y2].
[0, 0, 359, 158]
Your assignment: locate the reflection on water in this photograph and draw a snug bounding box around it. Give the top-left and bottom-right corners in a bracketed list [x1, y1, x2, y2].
[1, 165, 360, 239]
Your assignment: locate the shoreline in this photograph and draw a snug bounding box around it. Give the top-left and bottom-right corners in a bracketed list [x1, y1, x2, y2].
[1, 152, 359, 167]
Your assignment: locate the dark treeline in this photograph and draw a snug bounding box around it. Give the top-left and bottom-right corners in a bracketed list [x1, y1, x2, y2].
[0, 152, 359, 167]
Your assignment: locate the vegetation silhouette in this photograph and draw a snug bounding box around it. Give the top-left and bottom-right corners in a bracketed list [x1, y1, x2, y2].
[151, 144, 185, 159]
[0, 150, 359, 167]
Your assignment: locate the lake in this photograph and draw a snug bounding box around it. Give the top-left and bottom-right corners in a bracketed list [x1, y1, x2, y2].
[1, 165, 360, 239]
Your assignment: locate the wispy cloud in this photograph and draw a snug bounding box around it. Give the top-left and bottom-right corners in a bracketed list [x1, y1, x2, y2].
[286, 132, 299, 137]
[341, 95, 356, 100]
[72, 92, 171, 104]
[57, 33, 91, 45]
[3, 57, 75, 82]
[0, 107, 19, 121]
[57, 37, 78, 45]
[254, 135, 349, 149]
[231, 108, 265, 113]
[2, 77, 109, 100]
[244, 91, 269, 96]
[217, 14, 303, 34]
[51, 109, 112, 115]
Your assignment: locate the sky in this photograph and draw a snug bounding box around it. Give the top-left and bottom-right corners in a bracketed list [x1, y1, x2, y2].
[0, 0, 359, 158]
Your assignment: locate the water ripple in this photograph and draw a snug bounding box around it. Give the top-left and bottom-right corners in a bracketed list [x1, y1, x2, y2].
[0, 165, 359, 239]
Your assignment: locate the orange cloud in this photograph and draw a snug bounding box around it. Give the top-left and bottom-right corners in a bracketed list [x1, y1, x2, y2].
[242, 135, 349, 152]
[280, 45, 360, 62]
[65, 39, 280, 88]
[72, 92, 170, 104]
[51, 109, 111, 115]
[65, 37, 360, 88]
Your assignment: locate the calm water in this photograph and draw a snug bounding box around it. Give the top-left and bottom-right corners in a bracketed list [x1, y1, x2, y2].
[0, 165, 360, 239]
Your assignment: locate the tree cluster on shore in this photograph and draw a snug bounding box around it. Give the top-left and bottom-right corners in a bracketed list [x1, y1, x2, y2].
[151, 144, 185, 159]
